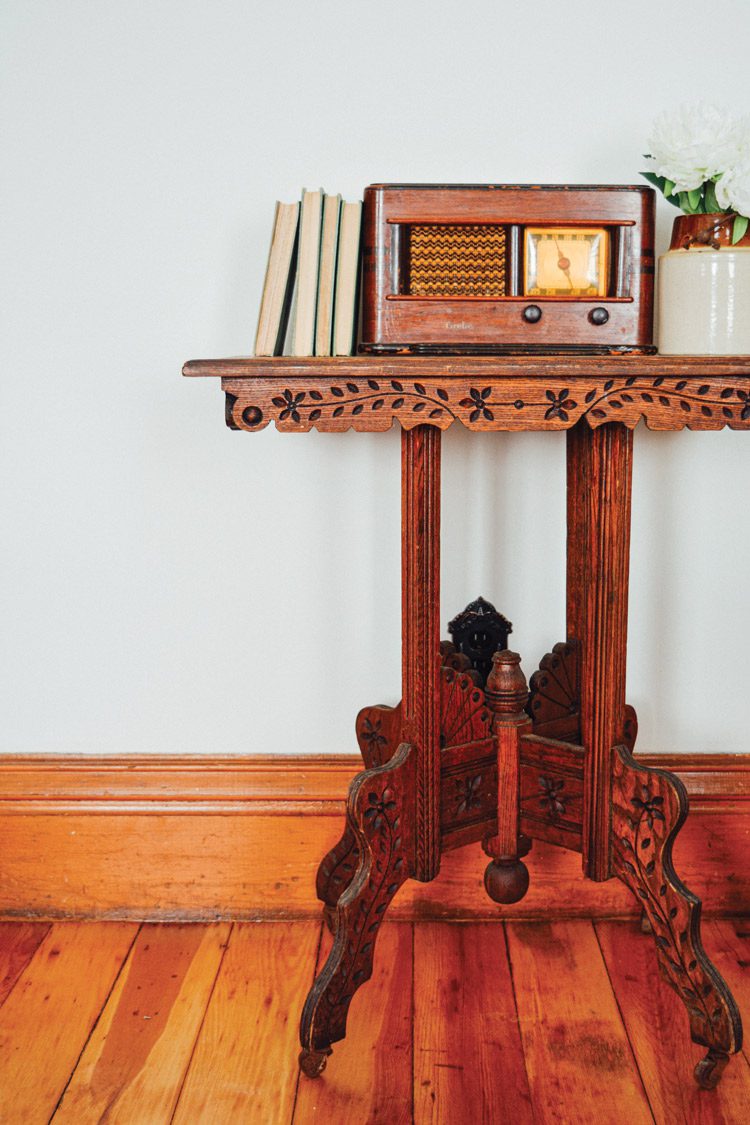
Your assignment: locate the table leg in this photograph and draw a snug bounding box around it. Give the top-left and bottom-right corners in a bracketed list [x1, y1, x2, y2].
[567, 420, 743, 1087]
[402, 424, 442, 882]
[315, 702, 403, 929]
[298, 424, 441, 1075]
[299, 741, 417, 1076]
[611, 747, 743, 1087]
[566, 420, 632, 881]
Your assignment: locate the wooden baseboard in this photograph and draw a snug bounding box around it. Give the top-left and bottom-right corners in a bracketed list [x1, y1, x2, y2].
[0, 753, 748, 921]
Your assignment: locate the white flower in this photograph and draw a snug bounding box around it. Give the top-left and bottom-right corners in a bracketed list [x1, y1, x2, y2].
[645, 103, 747, 192]
[716, 157, 750, 218]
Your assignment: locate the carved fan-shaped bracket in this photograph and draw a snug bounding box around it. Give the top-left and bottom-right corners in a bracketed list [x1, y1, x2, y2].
[439, 641, 481, 683]
[440, 665, 492, 750]
[612, 745, 742, 1085]
[355, 702, 403, 769]
[528, 641, 579, 741]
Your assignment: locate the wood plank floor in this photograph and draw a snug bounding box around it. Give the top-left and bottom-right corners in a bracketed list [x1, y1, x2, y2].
[0, 919, 747, 1123]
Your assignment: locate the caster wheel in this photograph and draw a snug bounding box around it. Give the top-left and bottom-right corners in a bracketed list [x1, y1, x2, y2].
[299, 1048, 331, 1079]
[694, 1050, 729, 1090]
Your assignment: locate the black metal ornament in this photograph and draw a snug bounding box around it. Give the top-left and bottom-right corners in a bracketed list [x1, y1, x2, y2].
[447, 596, 513, 684]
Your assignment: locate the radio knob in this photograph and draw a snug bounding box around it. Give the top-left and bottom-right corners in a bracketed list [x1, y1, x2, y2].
[589, 306, 609, 325]
[522, 304, 542, 323]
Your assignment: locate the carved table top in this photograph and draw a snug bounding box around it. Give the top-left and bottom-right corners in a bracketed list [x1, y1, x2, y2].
[183, 355, 750, 434]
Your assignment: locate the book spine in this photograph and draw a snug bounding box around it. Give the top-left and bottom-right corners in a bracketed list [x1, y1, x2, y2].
[291, 189, 324, 356]
[254, 202, 282, 356]
[315, 195, 342, 357]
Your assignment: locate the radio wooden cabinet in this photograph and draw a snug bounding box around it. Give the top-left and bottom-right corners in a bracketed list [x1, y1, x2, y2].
[184, 353, 749, 1090]
[360, 184, 655, 353]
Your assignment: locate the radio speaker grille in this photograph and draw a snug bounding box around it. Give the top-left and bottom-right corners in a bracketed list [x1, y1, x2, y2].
[407, 224, 507, 297]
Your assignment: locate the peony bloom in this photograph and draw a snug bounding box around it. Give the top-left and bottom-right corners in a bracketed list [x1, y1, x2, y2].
[715, 158, 750, 218]
[645, 103, 746, 193]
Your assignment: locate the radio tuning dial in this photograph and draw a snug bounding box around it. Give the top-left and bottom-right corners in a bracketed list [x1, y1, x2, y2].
[589, 307, 609, 325]
[522, 304, 542, 324]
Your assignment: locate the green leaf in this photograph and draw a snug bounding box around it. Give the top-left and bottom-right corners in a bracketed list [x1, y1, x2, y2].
[640, 171, 665, 192]
[641, 171, 681, 207]
[677, 190, 701, 215]
[704, 182, 720, 213]
[687, 188, 702, 211]
[732, 214, 749, 245]
[664, 178, 676, 198]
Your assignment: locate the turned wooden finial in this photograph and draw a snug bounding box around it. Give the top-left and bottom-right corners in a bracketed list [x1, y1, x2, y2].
[485, 650, 529, 719]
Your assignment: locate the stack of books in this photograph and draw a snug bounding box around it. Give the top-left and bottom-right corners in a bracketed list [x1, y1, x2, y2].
[254, 189, 363, 357]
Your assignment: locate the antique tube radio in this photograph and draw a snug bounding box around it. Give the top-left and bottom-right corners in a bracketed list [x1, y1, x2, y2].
[360, 184, 655, 353]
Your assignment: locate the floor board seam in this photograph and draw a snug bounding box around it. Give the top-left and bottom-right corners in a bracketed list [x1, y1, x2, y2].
[168, 921, 235, 1125]
[501, 920, 536, 1120]
[47, 921, 143, 1124]
[290, 918, 325, 1124]
[592, 920, 657, 1125]
[0, 921, 52, 1012]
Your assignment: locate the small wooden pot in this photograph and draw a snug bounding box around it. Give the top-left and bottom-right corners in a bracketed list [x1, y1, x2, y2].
[669, 212, 750, 251]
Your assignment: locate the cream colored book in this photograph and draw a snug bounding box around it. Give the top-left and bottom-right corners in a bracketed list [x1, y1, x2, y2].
[332, 200, 363, 356]
[289, 188, 324, 356]
[253, 201, 299, 356]
[314, 193, 342, 356]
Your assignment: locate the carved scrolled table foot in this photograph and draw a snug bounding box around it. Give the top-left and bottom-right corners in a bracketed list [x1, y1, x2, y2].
[299, 743, 416, 1073]
[612, 745, 743, 1087]
[694, 1049, 730, 1090]
[315, 824, 360, 915]
[298, 1048, 331, 1078]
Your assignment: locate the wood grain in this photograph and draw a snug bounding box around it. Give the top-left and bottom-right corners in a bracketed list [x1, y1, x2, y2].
[402, 425, 441, 881]
[611, 746, 742, 1064]
[173, 921, 319, 1123]
[183, 355, 750, 433]
[506, 920, 652, 1123]
[294, 922, 412, 1122]
[413, 922, 533, 1124]
[701, 918, 750, 1067]
[0, 921, 50, 1007]
[0, 922, 137, 1123]
[0, 919, 746, 1121]
[361, 185, 654, 352]
[53, 923, 230, 1123]
[184, 355, 750, 382]
[0, 754, 747, 921]
[568, 422, 633, 879]
[596, 920, 750, 1123]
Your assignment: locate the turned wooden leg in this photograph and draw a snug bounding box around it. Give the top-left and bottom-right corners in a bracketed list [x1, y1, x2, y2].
[611, 745, 743, 1088]
[482, 651, 531, 904]
[299, 741, 416, 1075]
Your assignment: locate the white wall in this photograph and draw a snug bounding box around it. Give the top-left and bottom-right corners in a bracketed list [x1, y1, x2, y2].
[2, 0, 748, 756]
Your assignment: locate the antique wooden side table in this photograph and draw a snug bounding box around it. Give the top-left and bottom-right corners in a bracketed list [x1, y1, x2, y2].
[184, 354, 749, 1089]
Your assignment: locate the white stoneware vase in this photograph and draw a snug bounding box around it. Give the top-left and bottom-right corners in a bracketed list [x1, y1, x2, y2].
[657, 246, 750, 355]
